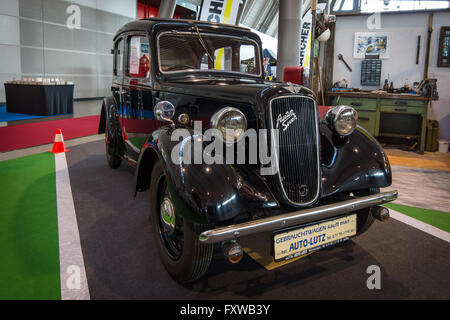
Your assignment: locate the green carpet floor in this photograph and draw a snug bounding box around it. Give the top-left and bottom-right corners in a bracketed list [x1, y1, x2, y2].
[128, 137, 147, 150]
[385, 203, 450, 233]
[0, 152, 61, 300]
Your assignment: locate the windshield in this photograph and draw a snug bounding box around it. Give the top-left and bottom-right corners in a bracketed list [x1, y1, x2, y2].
[157, 32, 262, 77]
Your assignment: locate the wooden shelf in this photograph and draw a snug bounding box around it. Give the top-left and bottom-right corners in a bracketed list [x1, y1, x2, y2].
[327, 91, 430, 101]
[379, 132, 420, 139]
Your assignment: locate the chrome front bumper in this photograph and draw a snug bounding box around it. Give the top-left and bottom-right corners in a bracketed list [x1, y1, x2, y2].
[199, 190, 398, 244]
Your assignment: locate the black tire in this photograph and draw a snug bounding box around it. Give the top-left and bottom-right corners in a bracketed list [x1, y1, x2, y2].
[104, 109, 122, 169]
[354, 188, 380, 235]
[149, 161, 213, 283]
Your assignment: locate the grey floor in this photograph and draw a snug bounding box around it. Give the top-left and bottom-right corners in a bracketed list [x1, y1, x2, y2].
[67, 140, 450, 299]
[385, 165, 450, 213]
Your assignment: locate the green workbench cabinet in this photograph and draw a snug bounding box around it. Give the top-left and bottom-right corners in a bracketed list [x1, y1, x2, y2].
[330, 93, 429, 153]
[357, 110, 377, 136]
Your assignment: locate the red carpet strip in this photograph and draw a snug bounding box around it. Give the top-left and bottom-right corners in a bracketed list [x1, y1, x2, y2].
[0, 116, 100, 152]
[0, 107, 331, 153]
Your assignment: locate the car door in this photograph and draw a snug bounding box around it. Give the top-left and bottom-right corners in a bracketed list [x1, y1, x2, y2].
[121, 33, 155, 165]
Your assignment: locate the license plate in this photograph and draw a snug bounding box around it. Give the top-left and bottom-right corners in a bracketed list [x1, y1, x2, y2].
[273, 214, 357, 262]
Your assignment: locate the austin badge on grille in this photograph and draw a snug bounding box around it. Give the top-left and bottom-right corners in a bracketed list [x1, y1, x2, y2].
[276, 109, 298, 132]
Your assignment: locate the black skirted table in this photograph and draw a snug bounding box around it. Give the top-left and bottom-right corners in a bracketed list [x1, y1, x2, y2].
[4, 83, 74, 116]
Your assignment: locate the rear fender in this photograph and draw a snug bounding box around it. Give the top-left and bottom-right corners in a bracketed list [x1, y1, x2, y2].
[98, 96, 117, 134]
[99, 96, 125, 156]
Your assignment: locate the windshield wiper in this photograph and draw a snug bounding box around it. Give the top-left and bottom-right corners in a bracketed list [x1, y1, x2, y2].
[195, 26, 214, 65]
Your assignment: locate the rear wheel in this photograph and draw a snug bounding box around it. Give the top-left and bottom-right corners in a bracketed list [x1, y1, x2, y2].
[354, 188, 380, 235]
[149, 161, 213, 283]
[104, 108, 122, 169]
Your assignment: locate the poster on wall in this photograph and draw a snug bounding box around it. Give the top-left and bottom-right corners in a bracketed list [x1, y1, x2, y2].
[353, 32, 391, 59]
[199, 0, 240, 25]
[199, 0, 240, 70]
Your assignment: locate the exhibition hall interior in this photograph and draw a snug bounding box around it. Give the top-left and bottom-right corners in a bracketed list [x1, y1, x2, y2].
[0, 0, 449, 301]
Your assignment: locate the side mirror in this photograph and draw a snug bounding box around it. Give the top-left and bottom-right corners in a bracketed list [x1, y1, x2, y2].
[154, 101, 175, 123]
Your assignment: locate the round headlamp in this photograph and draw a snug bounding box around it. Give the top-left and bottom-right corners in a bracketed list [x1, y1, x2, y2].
[211, 107, 247, 143]
[327, 105, 358, 136]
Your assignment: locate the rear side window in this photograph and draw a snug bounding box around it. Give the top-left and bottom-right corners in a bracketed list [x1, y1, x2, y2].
[127, 35, 150, 78]
[114, 38, 124, 76]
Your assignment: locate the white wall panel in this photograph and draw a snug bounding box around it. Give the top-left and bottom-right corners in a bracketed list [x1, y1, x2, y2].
[20, 18, 44, 47]
[61, 0, 137, 18]
[0, 15, 20, 46]
[18, 0, 43, 20]
[0, 0, 136, 101]
[20, 47, 44, 74]
[72, 75, 98, 98]
[0, 45, 21, 74]
[96, 0, 137, 19]
[0, 0, 19, 16]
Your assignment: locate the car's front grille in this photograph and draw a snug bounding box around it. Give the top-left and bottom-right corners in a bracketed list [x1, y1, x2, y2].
[269, 95, 320, 206]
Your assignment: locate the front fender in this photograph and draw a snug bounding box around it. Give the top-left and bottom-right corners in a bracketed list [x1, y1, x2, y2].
[135, 125, 279, 225]
[320, 123, 392, 197]
[136, 123, 392, 225]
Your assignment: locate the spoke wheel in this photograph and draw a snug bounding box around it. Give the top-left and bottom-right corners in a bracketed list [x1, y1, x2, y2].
[104, 105, 122, 169]
[156, 177, 184, 261]
[149, 161, 213, 283]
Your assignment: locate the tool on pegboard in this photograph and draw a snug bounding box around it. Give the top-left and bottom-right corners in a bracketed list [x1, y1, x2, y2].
[337, 54, 352, 72]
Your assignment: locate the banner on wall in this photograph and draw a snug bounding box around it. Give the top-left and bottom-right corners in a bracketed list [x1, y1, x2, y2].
[199, 0, 241, 70]
[299, 9, 312, 67]
[299, 3, 327, 67]
[199, 0, 241, 25]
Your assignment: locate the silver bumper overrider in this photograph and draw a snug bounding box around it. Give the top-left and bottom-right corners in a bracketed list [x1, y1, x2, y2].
[199, 190, 398, 244]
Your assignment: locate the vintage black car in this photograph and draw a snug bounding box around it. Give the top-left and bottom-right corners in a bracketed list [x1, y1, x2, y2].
[98, 18, 397, 284]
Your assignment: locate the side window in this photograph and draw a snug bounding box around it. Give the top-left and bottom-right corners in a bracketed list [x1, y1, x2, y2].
[127, 35, 150, 78]
[239, 44, 257, 74]
[114, 38, 124, 76]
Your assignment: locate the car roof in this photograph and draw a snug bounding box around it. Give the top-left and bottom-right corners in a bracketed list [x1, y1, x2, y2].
[114, 18, 255, 41]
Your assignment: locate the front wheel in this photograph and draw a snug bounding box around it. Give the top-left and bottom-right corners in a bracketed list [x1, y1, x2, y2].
[149, 161, 213, 283]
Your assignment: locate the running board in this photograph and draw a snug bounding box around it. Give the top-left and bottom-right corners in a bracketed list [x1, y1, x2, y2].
[199, 190, 398, 244]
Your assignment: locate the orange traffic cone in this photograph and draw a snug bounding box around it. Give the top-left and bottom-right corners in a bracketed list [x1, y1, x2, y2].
[49, 128, 70, 153]
[122, 126, 128, 141]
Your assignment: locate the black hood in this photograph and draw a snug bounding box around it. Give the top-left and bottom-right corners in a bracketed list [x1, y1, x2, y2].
[158, 76, 315, 107]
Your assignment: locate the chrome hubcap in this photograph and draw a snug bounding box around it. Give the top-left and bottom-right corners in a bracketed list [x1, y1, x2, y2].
[160, 196, 175, 236]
